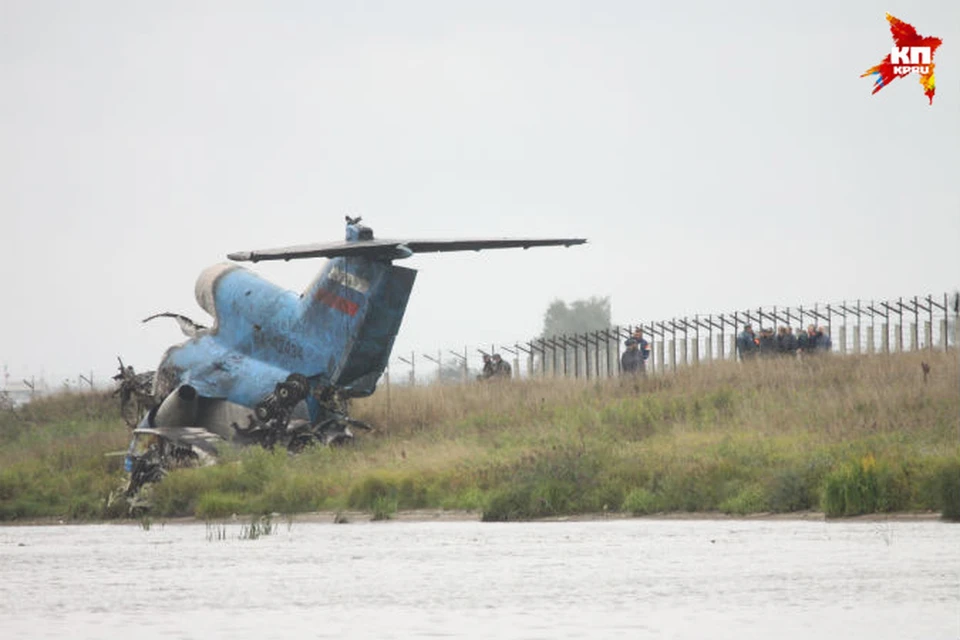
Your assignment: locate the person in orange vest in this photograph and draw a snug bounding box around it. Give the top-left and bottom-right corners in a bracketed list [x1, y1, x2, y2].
[737, 324, 759, 360]
[630, 327, 651, 374]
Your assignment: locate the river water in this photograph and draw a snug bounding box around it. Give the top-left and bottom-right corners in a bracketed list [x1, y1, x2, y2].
[1, 518, 957, 639]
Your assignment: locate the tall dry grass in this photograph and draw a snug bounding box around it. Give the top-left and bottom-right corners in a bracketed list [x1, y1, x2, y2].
[1, 350, 957, 521]
[340, 350, 958, 519]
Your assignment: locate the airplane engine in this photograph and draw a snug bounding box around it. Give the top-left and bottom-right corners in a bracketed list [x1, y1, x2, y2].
[194, 262, 299, 336]
[151, 384, 200, 428]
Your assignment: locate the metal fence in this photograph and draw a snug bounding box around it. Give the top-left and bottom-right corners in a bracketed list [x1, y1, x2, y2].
[0, 372, 100, 407]
[388, 292, 960, 384]
[4, 294, 955, 396]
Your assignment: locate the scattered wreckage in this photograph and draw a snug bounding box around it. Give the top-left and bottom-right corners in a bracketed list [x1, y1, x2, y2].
[115, 216, 586, 502]
[116, 363, 372, 500]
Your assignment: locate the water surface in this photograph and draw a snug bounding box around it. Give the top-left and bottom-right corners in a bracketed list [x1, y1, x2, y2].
[1, 518, 957, 639]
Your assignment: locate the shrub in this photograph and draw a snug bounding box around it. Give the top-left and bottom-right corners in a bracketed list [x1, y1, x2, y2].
[719, 484, 766, 515]
[482, 485, 534, 522]
[196, 491, 247, 519]
[255, 473, 325, 514]
[935, 460, 960, 521]
[347, 473, 399, 510]
[371, 496, 398, 521]
[622, 488, 659, 515]
[821, 454, 910, 517]
[767, 462, 828, 512]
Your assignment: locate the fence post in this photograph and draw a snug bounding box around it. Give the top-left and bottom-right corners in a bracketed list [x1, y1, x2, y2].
[580, 333, 589, 380]
[592, 331, 600, 379]
[924, 321, 932, 350]
[839, 325, 846, 354]
[881, 323, 889, 353]
[616, 327, 624, 375]
[398, 351, 416, 386]
[693, 316, 700, 365]
[574, 336, 581, 379]
[585, 333, 592, 379]
[909, 323, 918, 351]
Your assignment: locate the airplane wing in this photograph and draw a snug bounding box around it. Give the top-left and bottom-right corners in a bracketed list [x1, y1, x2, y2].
[133, 427, 223, 455]
[227, 238, 587, 263]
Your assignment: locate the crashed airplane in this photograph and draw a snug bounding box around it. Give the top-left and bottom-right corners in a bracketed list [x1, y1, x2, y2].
[120, 216, 586, 496]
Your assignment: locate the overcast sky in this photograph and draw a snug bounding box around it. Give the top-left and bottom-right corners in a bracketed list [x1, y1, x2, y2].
[1, 0, 958, 388]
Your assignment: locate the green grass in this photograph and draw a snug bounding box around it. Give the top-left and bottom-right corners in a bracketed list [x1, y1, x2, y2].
[1, 350, 958, 522]
[0, 391, 129, 520]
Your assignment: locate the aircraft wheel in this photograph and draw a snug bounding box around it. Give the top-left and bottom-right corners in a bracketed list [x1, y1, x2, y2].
[288, 374, 308, 396]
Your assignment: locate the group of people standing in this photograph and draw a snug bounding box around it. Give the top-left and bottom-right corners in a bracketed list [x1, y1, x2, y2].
[479, 322, 825, 381]
[736, 324, 832, 360]
[618, 322, 831, 376]
[478, 353, 512, 380]
[620, 328, 651, 376]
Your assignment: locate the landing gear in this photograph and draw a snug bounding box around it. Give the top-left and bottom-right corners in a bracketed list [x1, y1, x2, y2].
[232, 374, 373, 452]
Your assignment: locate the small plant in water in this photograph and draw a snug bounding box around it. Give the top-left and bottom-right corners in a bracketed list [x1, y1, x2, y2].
[239, 515, 276, 540]
[139, 516, 152, 531]
[371, 496, 397, 521]
[206, 523, 228, 542]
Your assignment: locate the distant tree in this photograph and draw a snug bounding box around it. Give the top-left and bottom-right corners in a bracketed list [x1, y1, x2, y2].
[536, 296, 614, 377]
[435, 361, 473, 385]
[541, 296, 612, 338]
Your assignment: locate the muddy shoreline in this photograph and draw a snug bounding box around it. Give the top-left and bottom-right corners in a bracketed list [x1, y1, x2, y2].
[1, 509, 946, 527]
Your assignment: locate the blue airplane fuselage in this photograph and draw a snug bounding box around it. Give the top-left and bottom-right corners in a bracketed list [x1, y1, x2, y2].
[155, 254, 416, 420]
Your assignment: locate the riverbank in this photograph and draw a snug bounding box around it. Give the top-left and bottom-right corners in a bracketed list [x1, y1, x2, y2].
[1, 350, 958, 522]
[0, 508, 946, 527]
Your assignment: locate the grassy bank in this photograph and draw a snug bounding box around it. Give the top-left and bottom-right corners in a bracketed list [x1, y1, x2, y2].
[1, 350, 958, 522]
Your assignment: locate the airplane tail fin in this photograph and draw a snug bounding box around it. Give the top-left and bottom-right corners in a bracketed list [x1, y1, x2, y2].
[300, 256, 416, 395]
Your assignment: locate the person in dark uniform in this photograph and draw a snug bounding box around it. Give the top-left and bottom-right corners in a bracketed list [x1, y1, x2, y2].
[778, 326, 799, 358]
[801, 325, 819, 356]
[477, 354, 495, 380]
[492, 354, 512, 379]
[758, 328, 778, 357]
[815, 327, 832, 352]
[737, 325, 759, 361]
[621, 338, 642, 375]
[629, 328, 651, 375]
